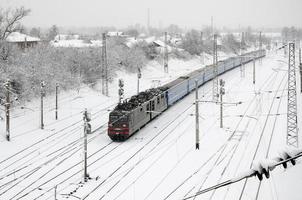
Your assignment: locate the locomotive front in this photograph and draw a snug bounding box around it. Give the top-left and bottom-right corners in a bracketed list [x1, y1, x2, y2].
[108, 111, 130, 141]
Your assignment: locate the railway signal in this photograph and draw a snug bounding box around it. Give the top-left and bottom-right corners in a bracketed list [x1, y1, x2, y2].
[118, 79, 124, 104]
[137, 67, 141, 95]
[83, 108, 91, 182]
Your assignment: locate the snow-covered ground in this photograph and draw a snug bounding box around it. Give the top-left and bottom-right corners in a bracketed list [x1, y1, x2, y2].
[0, 49, 301, 200]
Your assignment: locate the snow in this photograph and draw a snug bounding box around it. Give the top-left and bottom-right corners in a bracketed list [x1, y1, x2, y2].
[6, 32, 41, 42]
[54, 34, 80, 41]
[50, 39, 103, 48]
[0, 48, 301, 200]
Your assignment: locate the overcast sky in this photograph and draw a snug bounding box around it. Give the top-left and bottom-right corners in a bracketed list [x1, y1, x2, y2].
[1, 0, 301, 29]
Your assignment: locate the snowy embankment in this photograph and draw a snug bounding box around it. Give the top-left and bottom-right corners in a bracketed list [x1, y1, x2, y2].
[0, 48, 301, 200]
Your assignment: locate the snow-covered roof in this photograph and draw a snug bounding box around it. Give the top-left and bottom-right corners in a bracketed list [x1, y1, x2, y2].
[50, 39, 103, 48]
[153, 40, 173, 53]
[144, 36, 156, 44]
[153, 40, 166, 47]
[54, 34, 80, 41]
[124, 37, 141, 48]
[107, 31, 124, 37]
[6, 32, 40, 42]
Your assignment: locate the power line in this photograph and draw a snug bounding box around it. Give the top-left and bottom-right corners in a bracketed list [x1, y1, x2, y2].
[182, 151, 302, 200]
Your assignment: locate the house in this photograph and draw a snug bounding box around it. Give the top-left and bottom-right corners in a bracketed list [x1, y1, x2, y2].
[50, 39, 103, 48]
[54, 34, 80, 41]
[6, 32, 41, 49]
[107, 31, 124, 37]
[51, 34, 102, 48]
[152, 40, 173, 54]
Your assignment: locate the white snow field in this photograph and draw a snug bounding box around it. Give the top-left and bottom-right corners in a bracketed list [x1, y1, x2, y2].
[0, 49, 301, 200]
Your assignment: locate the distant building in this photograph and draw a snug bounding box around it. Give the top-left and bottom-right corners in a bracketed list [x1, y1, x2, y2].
[50, 34, 103, 48]
[50, 39, 103, 48]
[54, 34, 80, 41]
[152, 40, 173, 54]
[6, 32, 41, 49]
[107, 31, 124, 37]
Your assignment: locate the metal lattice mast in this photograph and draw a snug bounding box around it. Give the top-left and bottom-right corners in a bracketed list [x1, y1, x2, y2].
[240, 32, 245, 77]
[164, 32, 169, 73]
[259, 31, 262, 64]
[212, 34, 218, 101]
[299, 48, 302, 93]
[287, 42, 298, 147]
[101, 33, 108, 96]
[200, 31, 204, 64]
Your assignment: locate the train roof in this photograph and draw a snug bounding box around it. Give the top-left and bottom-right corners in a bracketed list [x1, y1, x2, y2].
[160, 77, 187, 90]
[112, 88, 164, 112]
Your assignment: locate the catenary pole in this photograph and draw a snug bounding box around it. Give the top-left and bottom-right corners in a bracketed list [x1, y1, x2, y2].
[40, 81, 45, 129]
[5, 80, 10, 141]
[55, 83, 59, 120]
[195, 80, 200, 149]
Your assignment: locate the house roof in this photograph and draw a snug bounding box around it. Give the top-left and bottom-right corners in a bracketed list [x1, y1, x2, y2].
[107, 31, 124, 37]
[6, 32, 41, 42]
[50, 39, 103, 48]
[54, 34, 80, 41]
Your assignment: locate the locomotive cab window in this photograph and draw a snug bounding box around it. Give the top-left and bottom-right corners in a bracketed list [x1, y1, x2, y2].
[146, 104, 150, 112]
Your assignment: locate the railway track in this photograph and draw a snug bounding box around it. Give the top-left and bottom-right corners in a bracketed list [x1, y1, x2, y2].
[163, 54, 283, 200]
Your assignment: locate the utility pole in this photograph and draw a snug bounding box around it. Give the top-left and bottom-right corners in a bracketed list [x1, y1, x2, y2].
[284, 32, 287, 57]
[54, 185, 57, 200]
[219, 79, 225, 128]
[147, 8, 150, 35]
[4, 80, 10, 141]
[253, 52, 256, 84]
[137, 67, 141, 95]
[200, 31, 204, 64]
[83, 109, 91, 182]
[259, 31, 262, 64]
[55, 83, 59, 120]
[240, 32, 245, 77]
[287, 43, 298, 147]
[211, 16, 214, 37]
[118, 79, 124, 104]
[101, 33, 108, 96]
[40, 81, 45, 130]
[212, 34, 218, 101]
[195, 80, 199, 150]
[299, 48, 302, 93]
[164, 32, 169, 73]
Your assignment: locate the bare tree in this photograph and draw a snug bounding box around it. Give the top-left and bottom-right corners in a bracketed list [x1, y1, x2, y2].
[29, 27, 41, 38]
[47, 25, 59, 41]
[0, 6, 31, 40]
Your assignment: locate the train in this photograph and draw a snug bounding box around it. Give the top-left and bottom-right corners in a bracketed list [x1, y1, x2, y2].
[108, 49, 266, 141]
